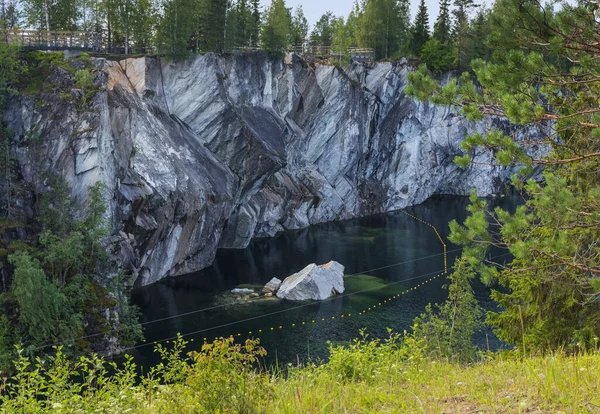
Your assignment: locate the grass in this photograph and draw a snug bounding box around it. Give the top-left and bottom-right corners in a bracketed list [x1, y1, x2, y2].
[272, 353, 600, 413]
[2, 334, 599, 413]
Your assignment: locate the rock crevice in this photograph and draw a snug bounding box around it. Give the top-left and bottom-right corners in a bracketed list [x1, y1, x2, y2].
[4, 54, 535, 286]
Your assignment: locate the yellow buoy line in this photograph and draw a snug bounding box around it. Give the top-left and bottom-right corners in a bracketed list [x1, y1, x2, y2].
[135, 208, 450, 350]
[398, 208, 448, 274]
[33, 249, 460, 353]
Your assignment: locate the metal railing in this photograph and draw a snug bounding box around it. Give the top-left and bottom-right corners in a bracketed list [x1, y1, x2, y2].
[1, 31, 375, 61]
[2, 29, 103, 51]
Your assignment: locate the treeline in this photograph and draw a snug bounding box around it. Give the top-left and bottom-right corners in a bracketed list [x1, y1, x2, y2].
[2, 0, 490, 66]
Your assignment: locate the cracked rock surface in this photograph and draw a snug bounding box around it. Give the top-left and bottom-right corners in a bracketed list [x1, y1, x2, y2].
[4, 54, 530, 286]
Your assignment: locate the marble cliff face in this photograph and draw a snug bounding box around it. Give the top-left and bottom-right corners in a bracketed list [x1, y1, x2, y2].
[4, 53, 524, 286]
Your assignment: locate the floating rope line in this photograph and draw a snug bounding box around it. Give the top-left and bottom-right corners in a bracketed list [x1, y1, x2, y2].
[35, 208, 455, 352]
[32, 247, 462, 352]
[175, 252, 513, 349]
[131, 267, 447, 350]
[398, 208, 448, 274]
[134, 208, 456, 350]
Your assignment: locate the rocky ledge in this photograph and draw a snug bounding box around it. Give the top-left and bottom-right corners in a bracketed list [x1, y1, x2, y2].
[4, 53, 539, 286]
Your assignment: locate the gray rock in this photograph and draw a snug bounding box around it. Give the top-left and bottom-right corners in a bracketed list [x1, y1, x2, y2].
[277, 261, 345, 301]
[3, 55, 544, 286]
[263, 277, 282, 294]
[231, 288, 254, 294]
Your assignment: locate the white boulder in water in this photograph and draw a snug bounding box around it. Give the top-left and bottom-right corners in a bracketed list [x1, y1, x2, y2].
[277, 261, 345, 301]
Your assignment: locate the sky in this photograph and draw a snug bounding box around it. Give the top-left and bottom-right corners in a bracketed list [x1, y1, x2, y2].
[260, 0, 491, 31]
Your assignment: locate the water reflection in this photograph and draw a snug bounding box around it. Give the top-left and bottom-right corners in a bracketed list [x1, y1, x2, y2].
[131, 195, 520, 366]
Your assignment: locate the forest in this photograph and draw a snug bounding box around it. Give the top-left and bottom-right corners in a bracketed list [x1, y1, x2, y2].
[0, 0, 600, 411]
[2, 0, 488, 68]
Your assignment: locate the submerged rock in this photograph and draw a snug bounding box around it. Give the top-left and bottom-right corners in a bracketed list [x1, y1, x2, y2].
[263, 277, 282, 294]
[231, 288, 254, 294]
[277, 261, 345, 301]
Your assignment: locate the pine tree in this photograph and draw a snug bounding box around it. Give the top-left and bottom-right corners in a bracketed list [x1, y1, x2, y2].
[410, 0, 430, 56]
[249, 0, 260, 47]
[411, 258, 483, 362]
[235, 0, 252, 47]
[353, 0, 411, 60]
[452, 0, 477, 70]
[407, 0, 600, 352]
[289, 5, 308, 49]
[260, 0, 290, 56]
[200, 0, 228, 52]
[309, 11, 334, 47]
[155, 0, 196, 59]
[433, 0, 451, 44]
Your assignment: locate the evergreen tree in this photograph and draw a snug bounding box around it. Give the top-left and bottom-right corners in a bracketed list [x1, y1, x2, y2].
[309, 11, 334, 47]
[411, 258, 483, 362]
[235, 0, 252, 47]
[419, 38, 455, 72]
[407, 0, 600, 352]
[433, 0, 451, 44]
[464, 7, 491, 64]
[200, 0, 228, 52]
[155, 0, 196, 59]
[452, 0, 477, 70]
[249, 0, 260, 47]
[260, 0, 290, 56]
[410, 0, 430, 56]
[354, 0, 411, 60]
[289, 5, 308, 48]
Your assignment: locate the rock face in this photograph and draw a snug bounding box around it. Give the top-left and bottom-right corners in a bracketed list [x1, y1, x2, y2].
[277, 261, 345, 301]
[3, 53, 539, 286]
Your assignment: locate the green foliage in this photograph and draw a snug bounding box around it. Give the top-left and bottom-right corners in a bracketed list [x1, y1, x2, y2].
[74, 68, 96, 105]
[155, 0, 196, 59]
[1, 334, 599, 412]
[352, 0, 411, 59]
[260, 0, 291, 56]
[0, 336, 269, 412]
[419, 38, 456, 72]
[433, 0, 451, 44]
[411, 258, 484, 362]
[410, 0, 430, 56]
[0, 180, 141, 373]
[452, 0, 478, 71]
[289, 6, 309, 47]
[0, 42, 20, 109]
[323, 328, 407, 383]
[408, 0, 600, 353]
[225, 0, 255, 50]
[309, 11, 334, 47]
[9, 252, 82, 349]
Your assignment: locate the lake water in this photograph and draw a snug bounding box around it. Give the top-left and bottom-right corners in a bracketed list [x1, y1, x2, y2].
[131, 195, 518, 366]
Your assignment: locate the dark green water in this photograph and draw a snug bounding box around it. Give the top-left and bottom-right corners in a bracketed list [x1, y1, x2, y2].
[131, 195, 518, 366]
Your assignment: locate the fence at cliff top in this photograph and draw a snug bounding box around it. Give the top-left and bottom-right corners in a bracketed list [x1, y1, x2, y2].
[2, 29, 103, 51]
[1, 31, 375, 60]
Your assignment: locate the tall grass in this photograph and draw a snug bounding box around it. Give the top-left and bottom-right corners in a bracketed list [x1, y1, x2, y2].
[1, 333, 599, 413]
